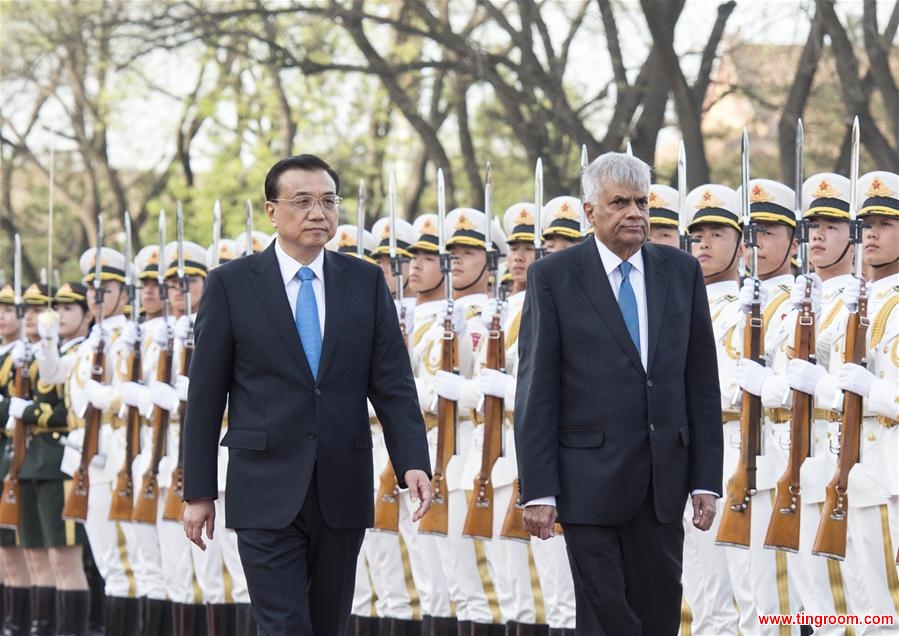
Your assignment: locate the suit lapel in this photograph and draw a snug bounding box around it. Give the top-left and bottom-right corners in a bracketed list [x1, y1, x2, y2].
[643, 243, 670, 374]
[317, 250, 351, 382]
[573, 239, 644, 376]
[249, 244, 314, 380]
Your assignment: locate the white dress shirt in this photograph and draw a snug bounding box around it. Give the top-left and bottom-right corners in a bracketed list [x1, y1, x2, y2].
[594, 236, 649, 370]
[275, 239, 326, 338]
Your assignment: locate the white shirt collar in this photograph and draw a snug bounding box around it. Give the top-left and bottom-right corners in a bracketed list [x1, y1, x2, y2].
[822, 273, 852, 294]
[275, 239, 325, 285]
[706, 280, 739, 298]
[593, 235, 644, 276]
[760, 274, 794, 291]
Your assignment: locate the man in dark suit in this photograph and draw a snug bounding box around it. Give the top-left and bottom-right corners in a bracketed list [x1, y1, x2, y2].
[182, 154, 432, 635]
[515, 153, 723, 635]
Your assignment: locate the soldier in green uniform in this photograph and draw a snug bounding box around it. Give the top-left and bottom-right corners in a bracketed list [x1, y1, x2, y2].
[11, 283, 91, 635]
[0, 283, 32, 634]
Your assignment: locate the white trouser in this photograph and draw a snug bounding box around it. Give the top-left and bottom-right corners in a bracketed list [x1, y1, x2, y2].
[83, 482, 134, 598]
[530, 534, 575, 629]
[400, 482, 450, 617]
[350, 549, 374, 617]
[156, 487, 196, 604]
[681, 498, 738, 636]
[845, 501, 899, 634]
[189, 522, 225, 604]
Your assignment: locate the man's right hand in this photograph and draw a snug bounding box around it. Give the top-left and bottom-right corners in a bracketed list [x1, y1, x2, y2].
[523, 504, 558, 540]
[183, 498, 215, 551]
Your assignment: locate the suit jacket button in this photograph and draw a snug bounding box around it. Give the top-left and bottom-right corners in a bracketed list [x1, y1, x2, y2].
[306, 432, 317, 440]
[314, 388, 321, 396]
[646, 379, 653, 388]
[649, 423, 656, 432]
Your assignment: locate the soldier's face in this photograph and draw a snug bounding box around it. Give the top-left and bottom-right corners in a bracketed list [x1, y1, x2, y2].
[409, 253, 442, 293]
[449, 246, 487, 290]
[690, 224, 741, 278]
[376, 255, 410, 295]
[57, 303, 89, 340]
[808, 218, 850, 270]
[140, 279, 163, 318]
[167, 276, 203, 315]
[23, 306, 41, 340]
[544, 236, 580, 253]
[649, 226, 679, 248]
[749, 223, 796, 278]
[507, 242, 536, 286]
[0, 305, 17, 342]
[862, 216, 899, 267]
[584, 180, 649, 258]
[266, 169, 338, 255]
[89, 281, 127, 320]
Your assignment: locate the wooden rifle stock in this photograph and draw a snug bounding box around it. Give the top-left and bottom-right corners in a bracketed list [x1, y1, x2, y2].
[463, 312, 505, 539]
[162, 340, 192, 522]
[765, 285, 815, 551]
[0, 354, 32, 528]
[373, 460, 400, 532]
[109, 345, 142, 521]
[717, 300, 764, 548]
[813, 294, 868, 560]
[499, 479, 530, 542]
[62, 341, 106, 522]
[132, 339, 173, 524]
[418, 316, 457, 536]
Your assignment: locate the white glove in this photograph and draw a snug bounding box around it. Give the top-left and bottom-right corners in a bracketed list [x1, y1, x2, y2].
[37, 310, 60, 343]
[836, 362, 877, 398]
[121, 381, 150, 410]
[175, 375, 189, 403]
[790, 274, 822, 315]
[737, 358, 773, 397]
[152, 320, 172, 348]
[394, 301, 413, 335]
[787, 358, 828, 395]
[120, 321, 141, 348]
[149, 380, 180, 413]
[11, 340, 30, 366]
[479, 368, 510, 399]
[738, 278, 769, 314]
[440, 301, 467, 334]
[86, 324, 107, 350]
[174, 315, 192, 342]
[479, 299, 508, 330]
[435, 370, 463, 401]
[85, 379, 113, 411]
[8, 397, 32, 420]
[842, 277, 871, 313]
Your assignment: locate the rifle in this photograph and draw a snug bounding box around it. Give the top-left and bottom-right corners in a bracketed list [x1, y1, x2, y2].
[418, 168, 457, 536]
[62, 218, 107, 522]
[717, 129, 763, 549]
[162, 205, 191, 522]
[0, 236, 30, 528]
[109, 213, 141, 522]
[132, 211, 172, 524]
[765, 119, 811, 552]
[463, 163, 506, 539]
[813, 118, 865, 561]
[373, 173, 403, 533]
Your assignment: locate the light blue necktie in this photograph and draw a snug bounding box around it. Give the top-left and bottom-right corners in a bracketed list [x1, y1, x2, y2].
[617, 261, 641, 355]
[295, 267, 322, 378]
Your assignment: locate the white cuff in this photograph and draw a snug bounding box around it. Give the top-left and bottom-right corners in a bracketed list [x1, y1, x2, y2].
[524, 496, 557, 508]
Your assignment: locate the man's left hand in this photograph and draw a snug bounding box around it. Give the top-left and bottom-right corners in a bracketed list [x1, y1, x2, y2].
[691, 493, 717, 531]
[405, 469, 432, 522]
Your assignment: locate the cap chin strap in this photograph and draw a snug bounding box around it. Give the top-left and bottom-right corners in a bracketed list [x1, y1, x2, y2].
[453, 263, 488, 293]
[420, 275, 444, 294]
[871, 255, 899, 269]
[704, 240, 741, 281]
[815, 240, 852, 271]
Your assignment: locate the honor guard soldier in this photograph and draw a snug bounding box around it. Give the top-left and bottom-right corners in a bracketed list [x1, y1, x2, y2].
[325, 225, 375, 263]
[730, 179, 801, 630]
[206, 239, 238, 269]
[371, 217, 418, 326]
[683, 185, 743, 634]
[431, 208, 504, 631]
[11, 283, 93, 635]
[62, 247, 141, 631]
[540, 197, 584, 254]
[648, 185, 682, 248]
[805, 171, 899, 624]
